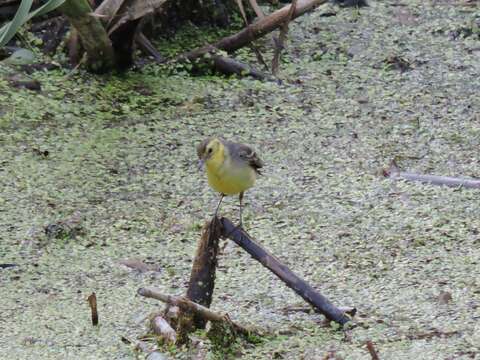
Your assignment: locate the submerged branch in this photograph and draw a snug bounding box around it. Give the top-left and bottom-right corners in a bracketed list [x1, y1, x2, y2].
[384, 162, 480, 189]
[151, 315, 177, 344]
[211, 55, 267, 79]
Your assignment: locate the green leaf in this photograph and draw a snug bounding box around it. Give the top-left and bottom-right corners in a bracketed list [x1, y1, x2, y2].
[0, 0, 66, 47]
[25, 0, 66, 19]
[0, 0, 33, 47]
[2, 48, 36, 65]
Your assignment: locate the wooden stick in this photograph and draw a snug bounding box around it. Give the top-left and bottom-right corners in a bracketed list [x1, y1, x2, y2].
[151, 315, 176, 344]
[384, 162, 480, 189]
[178, 0, 328, 62]
[87, 292, 98, 326]
[0, 263, 17, 268]
[220, 217, 351, 325]
[248, 0, 265, 18]
[185, 218, 221, 328]
[271, 0, 298, 75]
[139, 288, 226, 322]
[234, 0, 269, 69]
[212, 55, 266, 79]
[138, 288, 255, 337]
[136, 32, 165, 63]
[366, 340, 380, 360]
[281, 305, 356, 317]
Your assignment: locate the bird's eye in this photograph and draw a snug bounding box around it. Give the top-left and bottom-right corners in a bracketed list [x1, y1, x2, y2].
[208, 148, 213, 154]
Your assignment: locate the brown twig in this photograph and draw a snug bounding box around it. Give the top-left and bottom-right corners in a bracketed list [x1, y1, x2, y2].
[211, 55, 267, 79]
[136, 32, 165, 63]
[151, 315, 177, 344]
[87, 292, 98, 326]
[271, 0, 298, 75]
[234, 0, 269, 69]
[248, 0, 265, 18]
[178, 0, 328, 62]
[366, 340, 380, 360]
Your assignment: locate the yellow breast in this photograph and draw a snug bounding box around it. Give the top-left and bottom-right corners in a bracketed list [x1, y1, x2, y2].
[205, 147, 256, 195]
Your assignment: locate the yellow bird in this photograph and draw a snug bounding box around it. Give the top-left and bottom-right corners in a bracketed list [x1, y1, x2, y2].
[197, 137, 263, 226]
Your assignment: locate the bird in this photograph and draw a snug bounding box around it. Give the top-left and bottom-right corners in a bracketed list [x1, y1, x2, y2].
[197, 137, 263, 227]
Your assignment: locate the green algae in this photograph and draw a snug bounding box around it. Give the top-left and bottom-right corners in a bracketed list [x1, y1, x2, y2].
[1, 1, 480, 359]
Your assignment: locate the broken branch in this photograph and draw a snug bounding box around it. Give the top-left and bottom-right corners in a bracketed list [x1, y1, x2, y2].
[179, 0, 328, 62]
[136, 32, 165, 63]
[151, 315, 177, 344]
[248, 0, 265, 18]
[185, 218, 221, 328]
[220, 217, 351, 325]
[137, 288, 255, 337]
[272, 0, 298, 75]
[212, 55, 267, 79]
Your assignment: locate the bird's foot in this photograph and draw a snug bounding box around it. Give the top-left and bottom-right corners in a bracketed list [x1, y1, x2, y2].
[234, 222, 244, 233]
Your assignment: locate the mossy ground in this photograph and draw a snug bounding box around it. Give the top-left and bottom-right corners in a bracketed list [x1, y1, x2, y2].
[1, 1, 479, 359]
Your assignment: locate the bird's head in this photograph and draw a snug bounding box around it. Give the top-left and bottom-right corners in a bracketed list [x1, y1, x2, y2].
[197, 138, 223, 169]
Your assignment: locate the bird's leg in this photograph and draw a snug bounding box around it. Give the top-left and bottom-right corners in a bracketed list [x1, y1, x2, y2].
[210, 193, 225, 236]
[238, 192, 244, 228]
[214, 193, 225, 219]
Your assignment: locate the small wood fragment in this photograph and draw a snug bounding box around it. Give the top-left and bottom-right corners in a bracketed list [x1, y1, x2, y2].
[136, 32, 165, 63]
[0, 263, 17, 269]
[248, 0, 265, 18]
[164, 305, 180, 328]
[8, 75, 41, 91]
[151, 315, 177, 344]
[233, 0, 268, 69]
[212, 55, 266, 79]
[119, 258, 159, 272]
[281, 305, 356, 317]
[438, 291, 452, 305]
[366, 340, 380, 360]
[87, 292, 98, 326]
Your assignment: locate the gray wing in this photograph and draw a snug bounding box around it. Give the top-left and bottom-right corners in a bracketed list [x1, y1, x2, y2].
[226, 140, 264, 175]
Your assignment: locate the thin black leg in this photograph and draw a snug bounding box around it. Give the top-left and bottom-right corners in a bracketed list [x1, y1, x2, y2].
[239, 192, 244, 227]
[214, 193, 225, 218]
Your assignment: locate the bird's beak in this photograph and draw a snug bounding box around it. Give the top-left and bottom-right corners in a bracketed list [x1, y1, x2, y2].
[198, 159, 205, 171]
